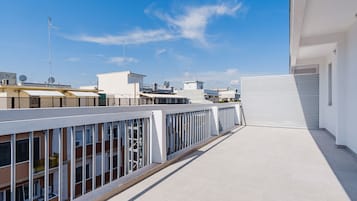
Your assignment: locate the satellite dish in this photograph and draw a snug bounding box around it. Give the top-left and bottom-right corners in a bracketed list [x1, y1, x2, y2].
[48, 76, 55, 84]
[19, 75, 27, 82]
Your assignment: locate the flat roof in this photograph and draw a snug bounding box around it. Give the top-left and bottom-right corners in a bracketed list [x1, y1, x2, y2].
[0, 85, 98, 92]
[97, 71, 146, 77]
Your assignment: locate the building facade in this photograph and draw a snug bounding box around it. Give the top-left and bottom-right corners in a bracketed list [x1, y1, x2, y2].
[290, 0, 357, 153]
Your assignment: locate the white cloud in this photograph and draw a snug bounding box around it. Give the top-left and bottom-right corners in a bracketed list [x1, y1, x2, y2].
[65, 57, 80, 62]
[107, 57, 138, 66]
[66, 29, 175, 45]
[65, 2, 242, 47]
[156, 48, 167, 56]
[169, 68, 241, 88]
[152, 3, 242, 45]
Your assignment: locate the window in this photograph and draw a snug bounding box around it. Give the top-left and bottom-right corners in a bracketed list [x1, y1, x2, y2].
[75, 130, 83, 147]
[328, 63, 333, 106]
[33, 180, 40, 198]
[76, 164, 90, 183]
[108, 155, 118, 170]
[86, 164, 91, 179]
[0, 142, 10, 167]
[30, 96, 40, 108]
[1, 190, 10, 201]
[16, 139, 29, 163]
[85, 129, 92, 145]
[76, 166, 82, 183]
[16, 184, 29, 201]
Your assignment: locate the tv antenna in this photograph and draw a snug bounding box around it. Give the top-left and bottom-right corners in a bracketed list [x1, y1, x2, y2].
[48, 17, 53, 81]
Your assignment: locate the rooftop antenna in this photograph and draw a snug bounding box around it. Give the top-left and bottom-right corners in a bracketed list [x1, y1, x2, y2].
[48, 17, 53, 83]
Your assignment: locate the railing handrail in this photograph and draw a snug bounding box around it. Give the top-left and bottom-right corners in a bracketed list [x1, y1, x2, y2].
[0, 111, 153, 135]
[0, 103, 239, 122]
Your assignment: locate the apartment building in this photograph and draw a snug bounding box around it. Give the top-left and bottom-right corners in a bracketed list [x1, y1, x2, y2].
[0, 72, 99, 109]
[97, 71, 188, 106]
[176, 81, 219, 104]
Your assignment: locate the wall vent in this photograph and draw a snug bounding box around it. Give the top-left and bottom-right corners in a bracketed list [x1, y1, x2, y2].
[292, 64, 319, 75]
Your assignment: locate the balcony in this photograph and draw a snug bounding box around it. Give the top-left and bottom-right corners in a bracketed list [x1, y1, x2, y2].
[1, 103, 356, 201]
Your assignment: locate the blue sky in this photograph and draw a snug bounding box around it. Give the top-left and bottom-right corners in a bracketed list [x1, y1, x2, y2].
[0, 0, 289, 89]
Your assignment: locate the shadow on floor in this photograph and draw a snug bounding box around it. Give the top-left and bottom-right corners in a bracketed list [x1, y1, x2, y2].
[310, 129, 357, 201]
[128, 126, 246, 201]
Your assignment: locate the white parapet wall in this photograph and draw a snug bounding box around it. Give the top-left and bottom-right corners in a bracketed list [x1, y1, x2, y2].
[241, 74, 319, 129]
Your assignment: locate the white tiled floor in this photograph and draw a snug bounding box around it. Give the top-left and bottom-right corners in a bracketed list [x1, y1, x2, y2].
[110, 126, 351, 201]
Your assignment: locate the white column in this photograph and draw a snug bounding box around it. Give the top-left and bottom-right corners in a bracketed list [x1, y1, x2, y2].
[70, 127, 75, 201]
[58, 129, 63, 201]
[211, 106, 219, 136]
[82, 126, 86, 195]
[29, 132, 34, 201]
[44, 130, 49, 201]
[10, 134, 16, 201]
[234, 103, 241, 125]
[151, 110, 166, 163]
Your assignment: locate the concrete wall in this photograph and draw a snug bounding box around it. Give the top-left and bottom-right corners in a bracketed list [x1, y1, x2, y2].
[297, 56, 338, 136]
[97, 72, 141, 98]
[241, 74, 319, 129]
[334, 21, 357, 152]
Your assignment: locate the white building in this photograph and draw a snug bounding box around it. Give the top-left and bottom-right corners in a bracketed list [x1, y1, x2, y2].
[290, 0, 357, 153]
[97, 71, 145, 98]
[177, 81, 219, 104]
[218, 89, 240, 102]
[241, 0, 357, 154]
[183, 81, 204, 90]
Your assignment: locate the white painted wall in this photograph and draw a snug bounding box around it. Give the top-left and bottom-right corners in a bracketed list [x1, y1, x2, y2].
[297, 56, 338, 136]
[97, 71, 142, 98]
[184, 81, 203, 90]
[241, 74, 319, 129]
[336, 21, 357, 152]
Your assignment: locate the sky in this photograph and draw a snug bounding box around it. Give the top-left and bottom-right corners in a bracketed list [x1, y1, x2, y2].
[0, 0, 289, 89]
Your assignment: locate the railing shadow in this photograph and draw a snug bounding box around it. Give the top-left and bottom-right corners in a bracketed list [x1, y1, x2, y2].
[309, 129, 357, 201]
[127, 126, 246, 201]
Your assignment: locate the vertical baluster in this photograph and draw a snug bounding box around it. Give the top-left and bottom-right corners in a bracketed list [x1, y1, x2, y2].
[44, 130, 49, 201]
[10, 134, 16, 201]
[58, 129, 63, 201]
[92, 124, 96, 191]
[70, 127, 75, 200]
[109, 122, 113, 182]
[101, 123, 105, 186]
[82, 126, 86, 195]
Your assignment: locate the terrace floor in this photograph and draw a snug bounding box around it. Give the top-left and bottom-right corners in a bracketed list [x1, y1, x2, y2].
[110, 126, 357, 201]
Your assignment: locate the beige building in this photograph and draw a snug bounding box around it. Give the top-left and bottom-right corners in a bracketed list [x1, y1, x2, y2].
[0, 84, 99, 109]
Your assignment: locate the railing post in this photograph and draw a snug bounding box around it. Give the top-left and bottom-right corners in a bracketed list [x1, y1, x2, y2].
[211, 106, 219, 136]
[151, 110, 167, 163]
[234, 103, 241, 125]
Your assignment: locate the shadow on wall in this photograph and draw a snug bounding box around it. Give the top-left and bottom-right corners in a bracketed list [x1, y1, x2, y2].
[293, 74, 320, 129]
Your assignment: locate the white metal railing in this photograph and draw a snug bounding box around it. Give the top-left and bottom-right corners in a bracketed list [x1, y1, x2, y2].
[166, 109, 211, 159]
[218, 106, 236, 133]
[0, 103, 240, 201]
